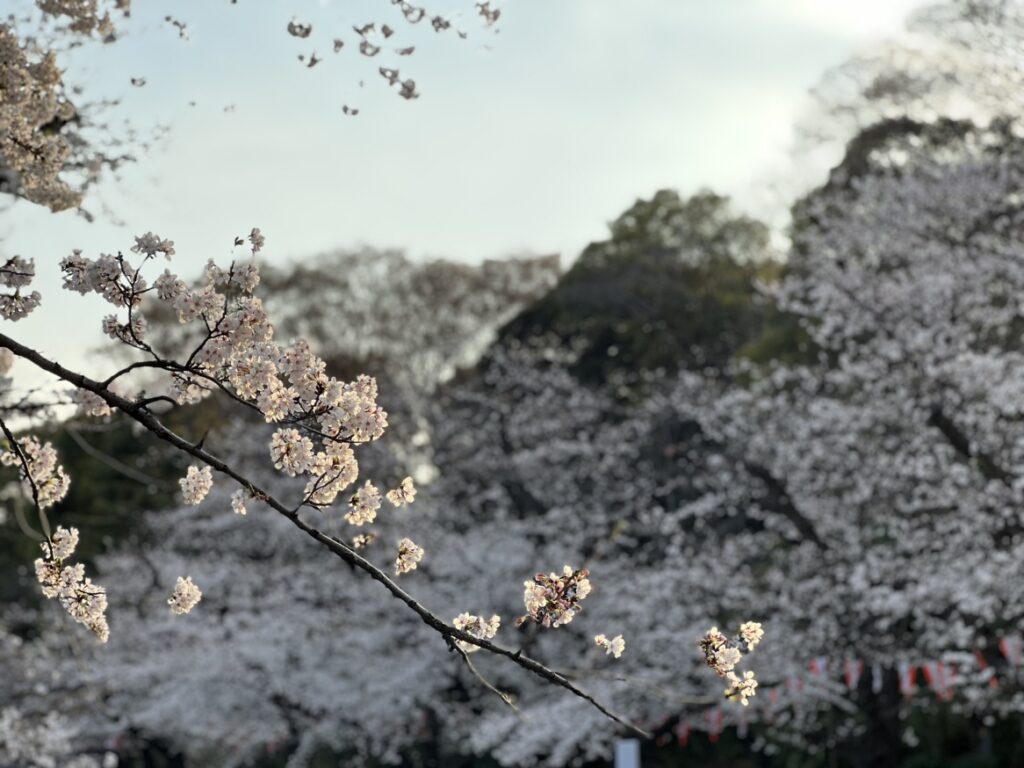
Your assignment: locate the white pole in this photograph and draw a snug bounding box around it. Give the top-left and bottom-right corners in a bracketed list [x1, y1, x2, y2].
[614, 739, 641, 768]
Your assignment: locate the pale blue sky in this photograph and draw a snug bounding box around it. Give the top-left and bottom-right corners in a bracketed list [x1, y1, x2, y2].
[3, 0, 928, 382]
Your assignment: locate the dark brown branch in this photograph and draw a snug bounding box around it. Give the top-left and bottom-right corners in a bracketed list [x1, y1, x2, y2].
[927, 405, 1016, 485]
[744, 460, 828, 550]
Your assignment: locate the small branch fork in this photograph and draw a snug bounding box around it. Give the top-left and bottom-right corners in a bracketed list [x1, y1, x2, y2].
[0, 331, 649, 739]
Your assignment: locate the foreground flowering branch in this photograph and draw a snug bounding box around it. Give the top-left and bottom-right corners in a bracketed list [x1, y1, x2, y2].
[0, 330, 653, 736]
[0, 231, 767, 736]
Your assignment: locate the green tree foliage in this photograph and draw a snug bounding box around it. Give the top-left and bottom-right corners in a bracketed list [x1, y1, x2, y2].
[500, 189, 809, 383]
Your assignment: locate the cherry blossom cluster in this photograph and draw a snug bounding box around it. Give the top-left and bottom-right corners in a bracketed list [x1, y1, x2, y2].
[593, 633, 625, 659]
[230, 489, 247, 515]
[0, 255, 41, 321]
[179, 465, 213, 505]
[1, 435, 70, 509]
[167, 576, 202, 615]
[395, 537, 424, 575]
[453, 612, 501, 653]
[724, 670, 758, 706]
[351, 532, 375, 549]
[347, 480, 382, 525]
[0, 24, 78, 211]
[33, 526, 109, 643]
[517, 566, 591, 628]
[698, 624, 763, 705]
[386, 476, 416, 507]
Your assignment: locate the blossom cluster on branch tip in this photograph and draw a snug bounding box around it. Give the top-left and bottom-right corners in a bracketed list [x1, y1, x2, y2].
[1, 436, 71, 509]
[386, 476, 416, 507]
[167, 576, 202, 615]
[724, 670, 758, 706]
[594, 633, 625, 659]
[517, 566, 591, 628]
[347, 480, 381, 525]
[699, 623, 763, 704]
[179, 465, 213, 505]
[351, 533, 375, 549]
[230, 489, 247, 515]
[33, 526, 109, 642]
[0, 256, 41, 321]
[453, 612, 501, 653]
[738, 620, 764, 651]
[395, 537, 424, 575]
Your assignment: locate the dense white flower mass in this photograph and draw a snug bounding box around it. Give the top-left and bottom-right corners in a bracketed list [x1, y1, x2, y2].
[179, 465, 213, 505]
[230, 489, 248, 515]
[269, 428, 316, 476]
[167, 576, 202, 615]
[0, 24, 81, 212]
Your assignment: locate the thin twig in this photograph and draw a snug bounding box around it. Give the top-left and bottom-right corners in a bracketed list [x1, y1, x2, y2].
[65, 425, 167, 487]
[457, 647, 520, 714]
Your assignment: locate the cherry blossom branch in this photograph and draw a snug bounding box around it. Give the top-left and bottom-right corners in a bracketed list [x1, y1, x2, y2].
[0, 414, 51, 546]
[0, 330, 651, 738]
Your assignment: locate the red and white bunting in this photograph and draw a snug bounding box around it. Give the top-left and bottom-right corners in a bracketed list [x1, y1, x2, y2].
[674, 720, 690, 747]
[844, 659, 864, 691]
[921, 661, 953, 700]
[898, 662, 917, 697]
[871, 664, 884, 694]
[766, 686, 780, 722]
[786, 674, 805, 696]
[975, 649, 999, 689]
[706, 707, 724, 744]
[999, 635, 1023, 667]
[809, 656, 829, 678]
